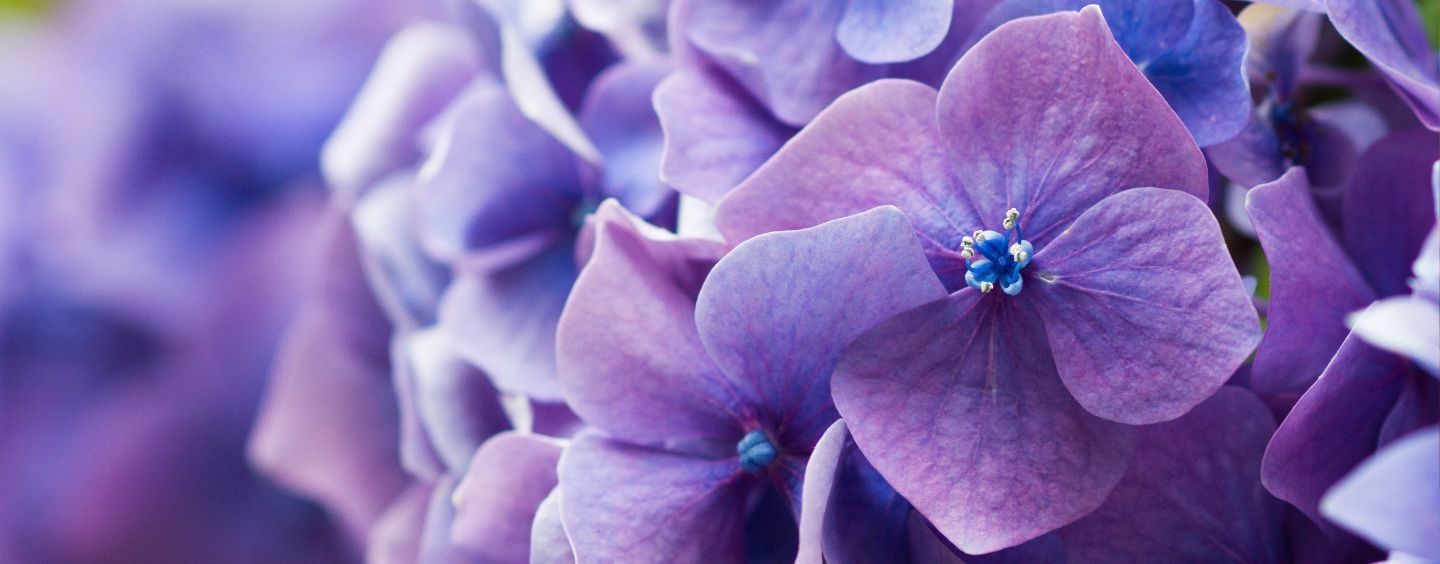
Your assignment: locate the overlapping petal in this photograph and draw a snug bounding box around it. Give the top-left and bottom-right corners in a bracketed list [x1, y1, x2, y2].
[1321, 427, 1440, 560]
[836, 0, 954, 64]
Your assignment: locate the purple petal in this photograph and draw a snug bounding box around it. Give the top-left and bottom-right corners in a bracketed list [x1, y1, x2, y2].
[1061, 387, 1287, 562]
[716, 80, 973, 266]
[1247, 0, 1325, 11]
[654, 67, 795, 203]
[937, 6, 1207, 247]
[367, 485, 432, 564]
[1349, 296, 1440, 378]
[438, 241, 576, 401]
[1238, 4, 1323, 101]
[352, 176, 451, 329]
[578, 60, 675, 218]
[1029, 188, 1261, 425]
[321, 23, 480, 199]
[1321, 427, 1440, 560]
[1261, 334, 1414, 530]
[836, 0, 954, 64]
[833, 292, 1134, 554]
[798, 420, 915, 564]
[556, 201, 736, 444]
[696, 206, 947, 448]
[1246, 167, 1375, 406]
[684, 0, 885, 125]
[1141, 0, 1251, 146]
[400, 328, 510, 475]
[1326, 0, 1440, 130]
[529, 488, 574, 564]
[451, 432, 563, 563]
[414, 80, 580, 264]
[558, 432, 748, 562]
[1341, 129, 1439, 298]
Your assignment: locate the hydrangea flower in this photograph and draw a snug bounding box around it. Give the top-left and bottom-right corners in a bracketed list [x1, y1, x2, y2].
[715, 8, 1259, 552]
[974, 0, 1251, 146]
[1250, 131, 1439, 542]
[1325, 0, 1440, 131]
[554, 203, 946, 561]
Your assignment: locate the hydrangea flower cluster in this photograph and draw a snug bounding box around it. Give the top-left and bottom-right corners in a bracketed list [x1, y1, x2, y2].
[3, 0, 1437, 562]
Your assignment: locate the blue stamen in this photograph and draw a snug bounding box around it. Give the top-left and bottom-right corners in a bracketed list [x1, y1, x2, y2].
[737, 429, 778, 474]
[962, 208, 1033, 296]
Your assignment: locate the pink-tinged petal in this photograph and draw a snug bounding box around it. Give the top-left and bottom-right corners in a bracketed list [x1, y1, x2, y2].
[833, 292, 1134, 554]
[1322, 427, 1440, 560]
[1262, 335, 1414, 530]
[321, 22, 480, 199]
[1349, 296, 1440, 378]
[366, 484, 432, 564]
[558, 432, 748, 563]
[697, 207, 947, 447]
[837, 0, 954, 64]
[1326, 0, 1440, 130]
[1029, 188, 1260, 425]
[530, 488, 574, 564]
[716, 80, 975, 258]
[798, 420, 915, 564]
[937, 6, 1207, 247]
[556, 201, 738, 445]
[1062, 387, 1287, 562]
[451, 433, 563, 563]
[414, 80, 580, 265]
[249, 220, 406, 547]
[1341, 129, 1439, 297]
[654, 67, 794, 203]
[400, 328, 509, 475]
[1247, 167, 1375, 406]
[438, 241, 576, 401]
[684, 0, 885, 126]
[1247, 0, 1325, 12]
[578, 60, 674, 218]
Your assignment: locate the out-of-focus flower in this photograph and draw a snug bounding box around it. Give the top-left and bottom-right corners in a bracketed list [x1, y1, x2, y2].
[1251, 131, 1439, 547]
[554, 203, 944, 561]
[1325, 0, 1439, 131]
[1321, 426, 1440, 562]
[714, 8, 1259, 553]
[975, 0, 1251, 146]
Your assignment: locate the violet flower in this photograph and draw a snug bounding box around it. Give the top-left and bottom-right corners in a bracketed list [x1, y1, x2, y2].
[1321, 426, 1440, 562]
[974, 0, 1251, 146]
[1326, 0, 1440, 131]
[554, 202, 946, 561]
[715, 8, 1259, 552]
[1250, 131, 1439, 540]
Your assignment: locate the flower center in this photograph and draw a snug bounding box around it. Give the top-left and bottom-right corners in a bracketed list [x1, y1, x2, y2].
[736, 429, 778, 474]
[961, 208, 1033, 296]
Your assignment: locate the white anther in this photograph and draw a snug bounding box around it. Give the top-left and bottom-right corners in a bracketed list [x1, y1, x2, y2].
[961, 236, 974, 248]
[979, 281, 994, 293]
[1003, 208, 1020, 229]
[972, 230, 987, 242]
[961, 248, 974, 259]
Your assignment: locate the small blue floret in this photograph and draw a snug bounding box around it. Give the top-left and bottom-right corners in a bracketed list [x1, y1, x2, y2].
[737, 429, 778, 474]
[961, 208, 1033, 296]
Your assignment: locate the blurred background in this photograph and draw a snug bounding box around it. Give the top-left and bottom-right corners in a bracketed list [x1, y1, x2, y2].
[0, 0, 432, 561]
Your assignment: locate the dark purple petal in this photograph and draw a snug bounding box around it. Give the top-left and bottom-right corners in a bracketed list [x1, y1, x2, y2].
[684, 0, 885, 125]
[438, 242, 576, 401]
[556, 202, 736, 444]
[321, 23, 480, 199]
[1061, 387, 1287, 562]
[1341, 129, 1439, 298]
[1321, 427, 1440, 560]
[414, 80, 580, 264]
[1246, 167, 1374, 406]
[654, 67, 795, 203]
[797, 420, 915, 564]
[716, 80, 973, 270]
[836, 0, 954, 64]
[1326, 0, 1440, 129]
[558, 432, 748, 562]
[937, 6, 1207, 247]
[833, 292, 1134, 554]
[696, 206, 947, 448]
[451, 432, 563, 563]
[1262, 334, 1414, 530]
[578, 60, 675, 218]
[1029, 188, 1260, 425]
[1141, 0, 1251, 146]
